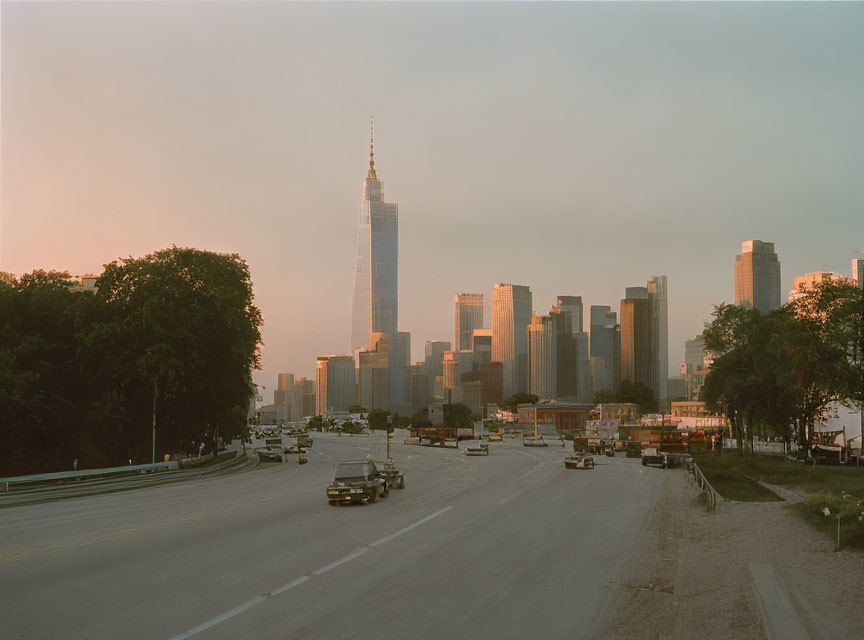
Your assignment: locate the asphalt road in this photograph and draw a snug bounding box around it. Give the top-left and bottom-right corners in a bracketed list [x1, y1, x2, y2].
[1, 431, 664, 640]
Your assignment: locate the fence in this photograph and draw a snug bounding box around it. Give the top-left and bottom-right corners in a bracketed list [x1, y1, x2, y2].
[690, 461, 719, 512]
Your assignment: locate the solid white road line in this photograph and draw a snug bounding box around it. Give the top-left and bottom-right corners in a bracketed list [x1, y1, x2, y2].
[369, 506, 453, 547]
[167, 505, 453, 640]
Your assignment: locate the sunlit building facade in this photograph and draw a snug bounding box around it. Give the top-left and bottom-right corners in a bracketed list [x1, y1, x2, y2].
[492, 284, 533, 398]
[528, 313, 558, 400]
[315, 355, 355, 415]
[455, 293, 484, 352]
[734, 240, 781, 313]
[351, 125, 399, 357]
[620, 287, 652, 388]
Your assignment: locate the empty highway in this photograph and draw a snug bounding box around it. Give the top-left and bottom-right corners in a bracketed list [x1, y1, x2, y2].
[1, 432, 665, 640]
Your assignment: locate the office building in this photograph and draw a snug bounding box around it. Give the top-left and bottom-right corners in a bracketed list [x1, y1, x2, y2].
[358, 347, 390, 411]
[442, 350, 474, 403]
[590, 305, 619, 393]
[734, 240, 781, 313]
[455, 293, 484, 352]
[647, 275, 669, 400]
[684, 336, 705, 374]
[315, 355, 355, 414]
[789, 271, 842, 304]
[424, 340, 451, 401]
[492, 284, 533, 398]
[351, 122, 399, 356]
[471, 328, 493, 366]
[620, 287, 652, 389]
[528, 313, 558, 400]
[853, 259, 864, 289]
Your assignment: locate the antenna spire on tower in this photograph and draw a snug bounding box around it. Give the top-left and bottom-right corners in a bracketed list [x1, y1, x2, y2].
[367, 116, 377, 179]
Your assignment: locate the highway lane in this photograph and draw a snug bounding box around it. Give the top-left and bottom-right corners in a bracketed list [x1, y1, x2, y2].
[1, 432, 663, 639]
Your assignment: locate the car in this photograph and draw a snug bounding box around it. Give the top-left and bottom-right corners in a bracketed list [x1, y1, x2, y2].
[641, 447, 669, 468]
[523, 435, 548, 448]
[564, 453, 595, 469]
[326, 460, 389, 505]
[465, 443, 489, 456]
[257, 447, 282, 462]
[284, 445, 304, 455]
[488, 433, 503, 442]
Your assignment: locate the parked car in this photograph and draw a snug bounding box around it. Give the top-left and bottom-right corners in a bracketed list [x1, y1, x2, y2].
[641, 447, 669, 468]
[465, 443, 489, 456]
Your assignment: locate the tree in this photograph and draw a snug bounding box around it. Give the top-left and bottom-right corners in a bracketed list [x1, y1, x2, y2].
[411, 407, 432, 428]
[591, 381, 657, 414]
[367, 409, 391, 430]
[503, 393, 539, 412]
[443, 402, 473, 428]
[307, 415, 325, 431]
[87, 247, 262, 460]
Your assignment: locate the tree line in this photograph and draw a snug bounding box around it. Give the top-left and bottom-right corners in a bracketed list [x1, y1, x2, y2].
[0, 247, 262, 476]
[701, 280, 863, 455]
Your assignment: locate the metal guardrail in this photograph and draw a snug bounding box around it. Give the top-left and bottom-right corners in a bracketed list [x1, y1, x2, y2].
[0, 461, 179, 492]
[690, 461, 719, 512]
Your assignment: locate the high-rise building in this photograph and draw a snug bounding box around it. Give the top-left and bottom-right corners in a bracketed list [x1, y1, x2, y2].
[555, 296, 583, 332]
[424, 340, 451, 401]
[471, 328, 493, 366]
[647, 275, 669, 400]
[684, 336, 705, 374]
[734, 240, 781, 313]
[589, 305, 619, 393]
[492, 284, 533, 398]
[442, 350, 473, 403]
[351, 121, 399, 357]
[853, 258, 864, 289]
[788, 271, 842, 303]
[358, 347, 390, 411]
[454, 293, 484, 352]
[553, 296, 590, 403]
[315, 355, 355, 414]
[620, 287, 652, 389]
[528, 313, 558, 400]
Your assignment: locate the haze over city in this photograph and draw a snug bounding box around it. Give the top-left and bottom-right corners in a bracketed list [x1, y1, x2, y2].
[3, 1, 862, 387]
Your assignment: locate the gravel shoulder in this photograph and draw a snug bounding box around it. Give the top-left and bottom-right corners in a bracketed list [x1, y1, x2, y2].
[597, 467, 864, 640]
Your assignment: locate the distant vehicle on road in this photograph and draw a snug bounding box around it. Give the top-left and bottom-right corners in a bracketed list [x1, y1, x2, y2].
[641, 447, 669, 468]
[565, 453, 594, 469]
[523, 435, 548, 448]
[465, 443, 489, 456]
[326, 460, 389, 505]
[488, 433, 503, 442]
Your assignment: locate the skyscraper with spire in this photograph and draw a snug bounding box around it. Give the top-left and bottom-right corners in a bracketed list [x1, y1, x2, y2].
[351, 119, 399, 358]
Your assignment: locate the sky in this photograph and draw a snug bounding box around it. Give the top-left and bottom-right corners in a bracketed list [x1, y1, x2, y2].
[2, 1, 863, 394]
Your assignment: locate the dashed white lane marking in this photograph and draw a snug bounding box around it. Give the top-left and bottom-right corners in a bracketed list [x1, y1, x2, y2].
[369, 506, 452, 547]
[498, 491, 522, 505]
[312, 547, 369, 575]
[167, 505, 453, 640]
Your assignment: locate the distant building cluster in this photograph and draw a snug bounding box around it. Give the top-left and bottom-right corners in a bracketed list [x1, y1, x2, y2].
[264, 132, 864, 424]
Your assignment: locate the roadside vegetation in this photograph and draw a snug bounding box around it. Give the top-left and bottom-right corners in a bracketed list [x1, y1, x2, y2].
[691, 454, 783, 502]
[700, 280, 863, 456]
[0, 247, 262, 475]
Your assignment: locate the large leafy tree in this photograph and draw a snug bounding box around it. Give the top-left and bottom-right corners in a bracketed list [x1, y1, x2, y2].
[0, 248, 262, 475]
[87, 247, 262, 459]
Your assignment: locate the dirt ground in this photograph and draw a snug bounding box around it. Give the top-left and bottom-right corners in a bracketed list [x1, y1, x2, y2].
[597, 467, 864, 639]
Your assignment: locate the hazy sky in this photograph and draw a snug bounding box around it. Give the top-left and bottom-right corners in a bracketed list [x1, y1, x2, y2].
[3, 2, 863, 393]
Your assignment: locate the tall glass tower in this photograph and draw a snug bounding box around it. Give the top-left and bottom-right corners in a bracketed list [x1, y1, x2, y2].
[351, 120, 399, 356]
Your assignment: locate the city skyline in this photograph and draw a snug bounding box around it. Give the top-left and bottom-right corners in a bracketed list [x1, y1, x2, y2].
[3, 2, 862, 387]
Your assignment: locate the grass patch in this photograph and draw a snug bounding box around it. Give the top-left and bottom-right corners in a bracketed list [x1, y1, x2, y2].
[692, 455, 783, 502]
[694, 453, 864, 498]
[793, 493, 864, 550]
